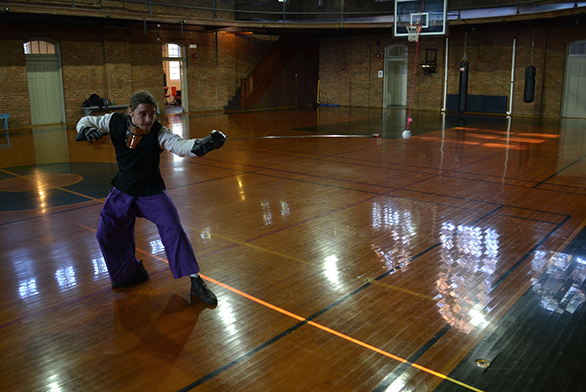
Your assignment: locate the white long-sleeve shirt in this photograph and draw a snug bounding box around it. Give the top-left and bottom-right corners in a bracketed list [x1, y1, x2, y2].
[76, 113, 198, 157]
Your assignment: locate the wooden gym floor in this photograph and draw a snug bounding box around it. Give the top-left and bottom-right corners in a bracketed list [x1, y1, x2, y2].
[1, 107, 586, 391]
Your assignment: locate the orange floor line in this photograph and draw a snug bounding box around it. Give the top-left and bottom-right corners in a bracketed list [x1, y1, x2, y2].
[76, 223, 483, 391]
[202, 274, 485, 392]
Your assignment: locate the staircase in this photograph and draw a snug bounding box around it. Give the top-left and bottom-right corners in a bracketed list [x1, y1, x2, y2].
[225, 87, 242, 111]
[225, 36, 303, 111]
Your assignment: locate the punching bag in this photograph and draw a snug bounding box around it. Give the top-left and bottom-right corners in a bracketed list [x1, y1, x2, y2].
[459, 61, 469, 113]
[524, 65, 536, 103]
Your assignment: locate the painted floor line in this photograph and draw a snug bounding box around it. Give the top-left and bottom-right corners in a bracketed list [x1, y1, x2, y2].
[203, 273, 485, 392]
[76, 221, 481, 391]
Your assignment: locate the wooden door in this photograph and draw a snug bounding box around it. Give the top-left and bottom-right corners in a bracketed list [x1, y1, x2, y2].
[26, 55, 65, 125]
[562, 41, 586, 118]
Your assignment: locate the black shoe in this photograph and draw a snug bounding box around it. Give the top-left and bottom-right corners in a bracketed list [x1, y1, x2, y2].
[112, 261, 149, 288]
[190, 276, 217, 305]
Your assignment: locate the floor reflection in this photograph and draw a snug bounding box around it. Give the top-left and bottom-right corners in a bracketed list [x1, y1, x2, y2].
[531, 251, 586, 314]
[3, 107, 586, 392]
[436, 222, 499, 333]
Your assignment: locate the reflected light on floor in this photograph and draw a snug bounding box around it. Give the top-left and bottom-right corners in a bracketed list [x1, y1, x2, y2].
[47, 382, 62, 392]
[436, 222, 499, 333]
[371, 203, 415, 234]
[92, 257, 108, 277]
[483, 143, 526, 150]
[237, 177, 245, 201]
[371, 202, 415, 273]
[19, 278, 39, 299]
[150, 239, 165, 255]
[383, 374, 408, 392]
[261, 200, 272, 225]
[467, 133, 504, 140]
[469, 305, 487, 328]
[503, 137, 545, 143]
[280, 200, 290, 217]
[200, 227, 212, 242]
[518, 133, 559, 138]
[531, 251, 586, 314]
[55, 266, 77, 291]
[35, 174, 47, 212]
[324, 255, 340, 285]
[46, 375, 62, 392]
[419, 127, 557, 151]
[218, 300, 238, 336]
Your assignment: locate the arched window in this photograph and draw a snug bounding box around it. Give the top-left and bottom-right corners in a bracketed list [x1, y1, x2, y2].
[23, 40, 56, 55]
[569, 41, 586, 56]
[385, 44, 408, 58]
[163, 43, 181, 58]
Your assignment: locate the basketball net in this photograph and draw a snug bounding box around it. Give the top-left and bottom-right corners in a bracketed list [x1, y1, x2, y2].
[406, 25, 422, 43]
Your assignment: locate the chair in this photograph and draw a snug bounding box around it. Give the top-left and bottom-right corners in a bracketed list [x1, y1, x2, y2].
[171, 86, 180, 106]
[164, 87, 170, 105]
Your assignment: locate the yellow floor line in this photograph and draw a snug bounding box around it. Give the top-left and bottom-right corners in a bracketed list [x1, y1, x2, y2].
[184, 224, 434, 301]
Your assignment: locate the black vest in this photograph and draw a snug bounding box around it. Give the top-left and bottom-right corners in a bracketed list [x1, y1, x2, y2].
[109, 113, 165, 197]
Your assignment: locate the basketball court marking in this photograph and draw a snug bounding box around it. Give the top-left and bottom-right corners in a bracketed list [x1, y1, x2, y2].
[65, 211, 568, 392]
[70, 223, 484, 391]
[201, 273, 485, 392]
[0, 167, 103, 202]
[8, 121, 569, 392]
[184, 224, 435, 301]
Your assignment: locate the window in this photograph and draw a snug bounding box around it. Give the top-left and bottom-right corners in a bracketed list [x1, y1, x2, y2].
[569, 41, 586, 56]
[385, 45, 408, 58]
[23, 40, 56, 54]
[169, 61, 181, 80]
[163, 43, 181, 58]
[163, 43, 182, 80]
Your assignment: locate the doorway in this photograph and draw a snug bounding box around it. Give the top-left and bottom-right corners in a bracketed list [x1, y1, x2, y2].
[162, 43, 188, 114]
[562, 40, 586, 118]
[24, 39, 66, 125]
[383, 44, 408, 108]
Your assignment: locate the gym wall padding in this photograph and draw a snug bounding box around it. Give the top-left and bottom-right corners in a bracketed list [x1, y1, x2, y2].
[447, 94, 508, 114]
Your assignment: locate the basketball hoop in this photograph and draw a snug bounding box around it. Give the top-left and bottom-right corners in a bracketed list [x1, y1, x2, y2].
[406, 25, 422, 42]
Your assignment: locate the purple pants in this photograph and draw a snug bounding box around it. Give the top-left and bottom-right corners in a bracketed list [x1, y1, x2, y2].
[96, 188, 200, 284]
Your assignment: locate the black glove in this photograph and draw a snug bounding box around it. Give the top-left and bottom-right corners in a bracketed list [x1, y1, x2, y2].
[191, 130, 226, 157]
[76, 127, 105, 143]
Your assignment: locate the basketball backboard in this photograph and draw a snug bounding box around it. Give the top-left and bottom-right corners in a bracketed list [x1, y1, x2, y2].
[394, 0, 447, 38]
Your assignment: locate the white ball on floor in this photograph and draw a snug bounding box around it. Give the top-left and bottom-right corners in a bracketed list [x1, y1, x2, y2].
[402, 130, 411, 139]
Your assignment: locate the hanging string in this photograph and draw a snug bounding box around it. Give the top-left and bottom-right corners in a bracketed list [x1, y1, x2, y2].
[530, 29, 535, 66]
[462, 31, 468, 62]
[406, 0, 425, 132]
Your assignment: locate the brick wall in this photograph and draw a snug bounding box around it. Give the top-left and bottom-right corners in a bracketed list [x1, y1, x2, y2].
[1, 15, 585, 128]
[319, 24, 586, 117]
[319, 37, 352, 106]
[0, 35, 31, 127]
[0, 19, 276, 127]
